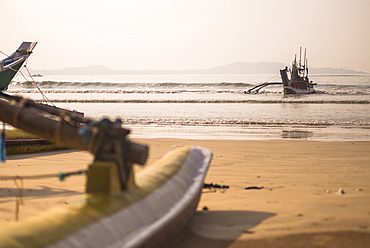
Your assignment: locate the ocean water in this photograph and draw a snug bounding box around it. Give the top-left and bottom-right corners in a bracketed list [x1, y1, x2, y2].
[8, 73, 370, 141]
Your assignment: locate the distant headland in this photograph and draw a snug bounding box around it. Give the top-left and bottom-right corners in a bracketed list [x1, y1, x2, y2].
[32, 62, 368, 75]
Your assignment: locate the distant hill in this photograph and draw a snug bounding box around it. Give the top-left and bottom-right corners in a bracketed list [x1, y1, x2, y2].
[33, 62, 368, 75]
[204, 62, 285, 74]
[37, 65, 116, 75]
[203, 62, 368, 74]
[309, 67, 367, 74]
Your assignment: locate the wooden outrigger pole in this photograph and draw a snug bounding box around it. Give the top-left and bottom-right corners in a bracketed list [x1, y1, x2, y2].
[0, 92, 148, 188]
[0, 93, 147, 164]
[244, 82, 283, 94]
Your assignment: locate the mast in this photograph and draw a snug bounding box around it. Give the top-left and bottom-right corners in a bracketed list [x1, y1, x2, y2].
[292, 53, 297, 79]
[303, 48, 307, 77]
[306, 58, 309, 78]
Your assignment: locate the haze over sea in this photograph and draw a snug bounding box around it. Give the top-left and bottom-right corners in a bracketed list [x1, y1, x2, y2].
[9, 73, 370, 141]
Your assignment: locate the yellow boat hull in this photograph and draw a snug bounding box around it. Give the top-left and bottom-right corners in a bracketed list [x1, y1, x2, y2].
[0, 147, 212, 248]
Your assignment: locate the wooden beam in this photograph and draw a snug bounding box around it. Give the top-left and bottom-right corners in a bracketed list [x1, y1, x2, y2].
[0, 97, 148, 165]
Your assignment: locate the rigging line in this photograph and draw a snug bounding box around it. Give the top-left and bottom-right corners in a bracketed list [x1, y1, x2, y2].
[23, 58, 51, 103]
[15, 68, 51, 104]
[0, 50, 10, 57]
[5, 58, 36, 87]
[9, 56, 54, 106]
[264, 74, 280, 83]
[23, 63, 55, 106]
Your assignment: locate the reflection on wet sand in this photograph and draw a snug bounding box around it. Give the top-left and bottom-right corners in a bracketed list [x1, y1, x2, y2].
[282, 130, 313, 139]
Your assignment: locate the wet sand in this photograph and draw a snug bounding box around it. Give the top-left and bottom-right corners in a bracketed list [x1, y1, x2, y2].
[1, 139, 370, 247]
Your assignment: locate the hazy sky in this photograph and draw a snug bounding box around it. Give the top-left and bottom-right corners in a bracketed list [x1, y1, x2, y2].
[1, 0, 369, 72]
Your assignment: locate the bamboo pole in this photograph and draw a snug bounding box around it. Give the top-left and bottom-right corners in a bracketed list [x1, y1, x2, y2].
[0, 97, 148, 165]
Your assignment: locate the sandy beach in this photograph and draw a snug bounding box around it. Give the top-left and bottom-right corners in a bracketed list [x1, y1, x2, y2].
[1, 139, 370, 247]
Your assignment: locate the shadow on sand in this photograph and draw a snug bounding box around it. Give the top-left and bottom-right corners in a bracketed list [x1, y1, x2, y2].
[164, 210, 276, 248]
[0, 185, 82, 203]
[6, 149, 84, 160]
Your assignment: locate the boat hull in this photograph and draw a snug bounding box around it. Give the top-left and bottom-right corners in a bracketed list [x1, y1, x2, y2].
[0, 61, 24, 91]
[283, 86, 315, 95]
[280, 68, 315, 95]
[0, 147, 212, 248]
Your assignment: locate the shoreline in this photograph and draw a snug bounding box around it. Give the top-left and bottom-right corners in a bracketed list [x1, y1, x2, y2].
[1, 139, 369, 247]
[127, 124, 370, 142]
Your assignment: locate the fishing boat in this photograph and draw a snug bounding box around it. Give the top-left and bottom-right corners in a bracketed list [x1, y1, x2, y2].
[0, 42, 37, 92]
[245, 47, 316, 94]
[0, 93, 212, 248]
[0, 43, 213, 247]
[280, 47, 316, 94]
[280, 48, 316, 95]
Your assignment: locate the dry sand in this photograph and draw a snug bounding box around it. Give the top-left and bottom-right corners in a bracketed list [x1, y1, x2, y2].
[1, 139, 370, 247]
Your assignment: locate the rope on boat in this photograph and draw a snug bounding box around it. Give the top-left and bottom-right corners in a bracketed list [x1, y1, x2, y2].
[78, 120, 99, 142]
[58, 170, 87, 181]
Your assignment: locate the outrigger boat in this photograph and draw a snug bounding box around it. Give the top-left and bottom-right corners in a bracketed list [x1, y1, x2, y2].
[280, 47, 316, 94]
[0, 42, 37, 92]
[0, 43, 212, 248]
[245, 48, 316, 94]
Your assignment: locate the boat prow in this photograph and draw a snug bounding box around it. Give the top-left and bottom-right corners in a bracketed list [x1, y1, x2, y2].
[0, 42, 37, 92]
[0, 146, 212, 248]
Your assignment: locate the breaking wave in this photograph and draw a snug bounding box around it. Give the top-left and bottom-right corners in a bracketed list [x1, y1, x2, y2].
[119, 118, 370, 127]
[26, 99, 369, 104]
[7, 88, 370, 96]
[11, 81, 254, 89]
[7, 78, 370, 96]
